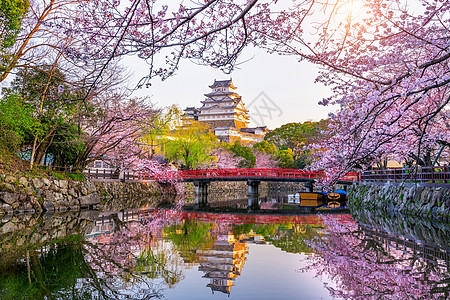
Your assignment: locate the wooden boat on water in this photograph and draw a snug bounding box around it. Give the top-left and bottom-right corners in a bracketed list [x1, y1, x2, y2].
[298, 192, 326, 207]
[326, 189, 347, 208]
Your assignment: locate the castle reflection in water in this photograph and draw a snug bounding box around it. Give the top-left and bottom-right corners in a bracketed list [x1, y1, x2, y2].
[197, 232, 258, 295]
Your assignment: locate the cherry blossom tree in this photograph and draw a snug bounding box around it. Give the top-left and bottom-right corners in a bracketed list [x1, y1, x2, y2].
[5, 0, 449, 179]
[83, 208, 187, 296]
[210, 147, 241, 169]
[263, 0, 450, 177]
[65, 0, 276, 88]
[1, 1, 278, 92]
[0, 0, 100, 85]
[254, 151, 279, 168]
[76, 95, 179, 182]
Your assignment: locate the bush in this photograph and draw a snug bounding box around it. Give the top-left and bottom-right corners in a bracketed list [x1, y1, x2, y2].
[68, 173, 85, 181]
[50, 171, 66, 180]
[0, 129, 21, 153]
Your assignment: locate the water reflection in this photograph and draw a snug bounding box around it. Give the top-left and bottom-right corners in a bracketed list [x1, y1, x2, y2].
[0, 206, 449, 299]
[304, 211, 450, 299]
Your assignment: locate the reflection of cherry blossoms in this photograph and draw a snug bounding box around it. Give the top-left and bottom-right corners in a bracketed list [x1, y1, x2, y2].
[83, 208, 186, 287]
[303, 216, 447, 299]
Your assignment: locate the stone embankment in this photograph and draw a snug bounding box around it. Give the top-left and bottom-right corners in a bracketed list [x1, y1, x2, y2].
[349, 183, 450, 221]
[351, 207, 449, 248]
[0, 175, 175, 216]
[0, 210, 98, 265]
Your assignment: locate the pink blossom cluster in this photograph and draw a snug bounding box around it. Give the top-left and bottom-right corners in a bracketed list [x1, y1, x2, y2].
[303, 215, 446, 299]
[293, 0, 450, 179]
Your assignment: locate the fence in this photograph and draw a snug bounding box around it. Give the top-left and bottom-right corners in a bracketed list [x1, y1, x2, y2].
[83, 169, 153, 181]
[361, 166, 450, 184]
[178, 168, 359, 181]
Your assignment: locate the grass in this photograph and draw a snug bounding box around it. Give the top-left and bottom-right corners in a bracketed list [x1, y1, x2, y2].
[68, 173, 85, 181]
[0, 148, 85, 181]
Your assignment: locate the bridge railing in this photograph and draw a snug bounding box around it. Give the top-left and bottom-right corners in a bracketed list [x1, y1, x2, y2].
[179, 168, 359, 181]
[361, 166, 450, 184]
[82, 168, 360, 182]
[179, 168, 323, 179]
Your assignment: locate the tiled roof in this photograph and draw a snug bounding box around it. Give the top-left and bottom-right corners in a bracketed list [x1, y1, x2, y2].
[204, 91, 236, 97]
[199, 105, 219, 110]
[202, 96, 235, 103]
[208, 79, 236, 89]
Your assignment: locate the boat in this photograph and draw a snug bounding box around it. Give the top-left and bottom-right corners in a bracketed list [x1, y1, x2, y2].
[298, 192, 326, 207]
[326, 189, 347, 208]
[287, 193, 300, 204]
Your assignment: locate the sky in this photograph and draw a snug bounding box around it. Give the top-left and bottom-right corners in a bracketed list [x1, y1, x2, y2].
[126, 46, 336, 130]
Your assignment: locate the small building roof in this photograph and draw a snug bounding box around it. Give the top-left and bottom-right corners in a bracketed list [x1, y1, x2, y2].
[240, 127, 266, 134]
[215, 127, 237, 130]
[240, 126, 269, 132]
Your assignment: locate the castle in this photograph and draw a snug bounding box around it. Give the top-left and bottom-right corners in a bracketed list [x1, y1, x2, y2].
[184, 79, 268, 145]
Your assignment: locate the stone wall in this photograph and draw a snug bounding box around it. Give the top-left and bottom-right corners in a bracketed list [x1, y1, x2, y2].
[0, 210, 98, 265]
[0, 175, 176, 216]
[183, 181, 305, 201]
[349, 183, 450, 221]
[350, 207, 449, 248]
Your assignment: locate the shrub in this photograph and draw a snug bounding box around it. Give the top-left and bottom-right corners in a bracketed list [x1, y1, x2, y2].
[68, 173, 85, 181]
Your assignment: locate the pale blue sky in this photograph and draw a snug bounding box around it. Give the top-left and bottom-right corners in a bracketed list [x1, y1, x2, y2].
[125, 46, 335, 130]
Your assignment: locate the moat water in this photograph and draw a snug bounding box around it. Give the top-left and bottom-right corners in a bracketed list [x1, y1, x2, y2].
[0, 194, 449, 299]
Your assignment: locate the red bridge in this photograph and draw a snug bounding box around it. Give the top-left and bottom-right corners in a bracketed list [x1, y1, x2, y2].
[175, 168, 359, 183]
[166, 168, 359, 209]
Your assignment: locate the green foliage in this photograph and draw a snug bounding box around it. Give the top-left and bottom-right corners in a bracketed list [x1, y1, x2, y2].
[0, 93, 36, 152]
[252, 224, 278, 237]
[276, 148, 295, 169]
[46, 124, 86, 168]
[67, 173, 85, 181]
[292, 150, 312, 169]
[1, 67, 90, 169]
[265, 121, 328, 149]
[264, 120, 329, 168]
[0, 0, 28, 47]
[164, 220, 215, 263]
[49, 171, 65, 180]
[232, 223, 254, 236]
[0, 242, 86, 300]
[252, 140, 277, 155]
[164, 120, 217, 169]
[253, 140, 297, 169]
[263, 224, 319, 254]
[141, 105, 181, 158]
[134, 248, 183, 287]
[0, 0, 29, 72]
[226, 141, 256, 168]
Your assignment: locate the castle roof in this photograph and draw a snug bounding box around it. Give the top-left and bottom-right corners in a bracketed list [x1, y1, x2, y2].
[201, 98, 238, 104]
[204, 90, 237, 97]
[209, 79, 236, 89]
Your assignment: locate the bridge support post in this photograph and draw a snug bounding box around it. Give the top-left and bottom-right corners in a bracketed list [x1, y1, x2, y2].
[194, 181, 209, 209]
[305, 181, 314, 192]
[247, 180, 260, 211]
